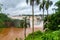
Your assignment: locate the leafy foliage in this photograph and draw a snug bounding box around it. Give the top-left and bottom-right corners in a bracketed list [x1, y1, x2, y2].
[54, 0, 60, 12]
[25, 31, 43, 40]
[0, 13, 11, 28]
[26, 0, 40, 5]
[39, 0, 46, 10]
[44, 0, 60, 31]
[0, 13, 28, 28]
[12, 19, 25, 28]
[44, 12, 60, 30]
[45, 0, 53, 10]
[25, 30, 60, 40]
[44, 1, 60, 30]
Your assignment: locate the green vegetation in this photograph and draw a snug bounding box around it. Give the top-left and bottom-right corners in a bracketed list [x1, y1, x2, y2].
[0, 13, 27, 28]
[44, 12, 60, 31]
[12, 19, 25, 28]
[25, 31, 43, 40]
[0, 13, 11, 28]
[25, 30, 60, 40]
[44, 0, 60, 31]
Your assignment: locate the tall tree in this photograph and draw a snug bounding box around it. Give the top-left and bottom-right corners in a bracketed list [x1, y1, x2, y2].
[26, 0, 40, 39]
[39, 0, 46, 30]
[45, 0, 53, 20]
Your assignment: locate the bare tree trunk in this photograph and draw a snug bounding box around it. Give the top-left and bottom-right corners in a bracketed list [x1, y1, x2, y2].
[47, 9, 48, 21]
[47, 9, 48, 17]
[24, 26, 26, 40]
[24, 17, 27, 40]
[32, 2, 34, 40]
[43, 0, 45, 30]
[43, 8, 44, 30]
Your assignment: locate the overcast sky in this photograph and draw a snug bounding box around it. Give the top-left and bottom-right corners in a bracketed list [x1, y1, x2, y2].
[0, 0, 58, 16]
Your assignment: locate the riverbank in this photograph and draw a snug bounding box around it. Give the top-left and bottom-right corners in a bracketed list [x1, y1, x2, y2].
[0, 27, 43, 40]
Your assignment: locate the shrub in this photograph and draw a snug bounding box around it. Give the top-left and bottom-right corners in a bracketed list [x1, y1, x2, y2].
[12, 19, 25, 28]
[0, 13, 11, 28]
[41, 30, 60, 40]
[25, 31, 43, 40]
[25, 30, 60, 40]
[44, 12, 60, 31]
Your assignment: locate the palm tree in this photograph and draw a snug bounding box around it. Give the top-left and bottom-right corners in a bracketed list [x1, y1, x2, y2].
[39, 0, 46, 30]
[26, 0, 40, 39]
[45, 0, 53, 20]
[55, 0, 60, 12]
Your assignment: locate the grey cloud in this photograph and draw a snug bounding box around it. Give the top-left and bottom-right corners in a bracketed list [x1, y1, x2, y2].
[0, 0, 58, 16]
[1, 0, 25, 9]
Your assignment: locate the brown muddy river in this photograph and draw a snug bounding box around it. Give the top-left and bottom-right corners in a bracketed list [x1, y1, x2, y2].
[0, 27, 43, 40]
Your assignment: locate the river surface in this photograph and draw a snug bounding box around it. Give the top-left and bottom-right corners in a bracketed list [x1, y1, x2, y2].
[0, 27, 43, 40]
